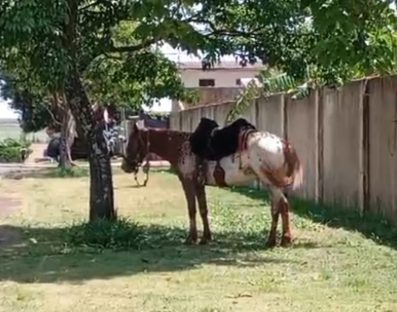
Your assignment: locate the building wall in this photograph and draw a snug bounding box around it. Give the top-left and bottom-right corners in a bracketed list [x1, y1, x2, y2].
[172, 88, 241, 112]
[180, 68, 261, 88]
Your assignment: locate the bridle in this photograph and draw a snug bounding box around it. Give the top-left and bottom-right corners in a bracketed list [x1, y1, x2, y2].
[123, 128, 151, 186]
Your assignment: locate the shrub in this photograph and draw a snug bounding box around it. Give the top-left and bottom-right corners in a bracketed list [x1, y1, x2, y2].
[65, 218, 150, 250]
[0, 138, 31, 163]
[64, 218, 185, 251]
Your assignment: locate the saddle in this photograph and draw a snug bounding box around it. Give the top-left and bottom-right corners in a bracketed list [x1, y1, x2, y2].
[189, 117, 257, 161]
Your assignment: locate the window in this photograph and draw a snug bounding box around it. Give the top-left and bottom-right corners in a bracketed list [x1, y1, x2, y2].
[199, 79, 215, 87]
[236, 78, 242, 86]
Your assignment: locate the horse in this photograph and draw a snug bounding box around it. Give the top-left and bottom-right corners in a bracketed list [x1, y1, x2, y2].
[121, 119, 303, 247]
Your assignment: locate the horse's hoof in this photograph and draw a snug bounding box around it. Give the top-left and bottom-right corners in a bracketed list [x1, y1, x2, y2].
[281, 236, 292, 248]
[200, 232, 212, 245]
[199, 236, 212, 245]
[184, 235, 198, 245]
[266, 238, 277, 248]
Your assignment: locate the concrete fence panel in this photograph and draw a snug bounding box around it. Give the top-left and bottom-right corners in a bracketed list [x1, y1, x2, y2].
[241, 100, 257, 126]
[201, 105, 215, 120]
[169, 113, 180, 131]
[180, 110, 193, 132]
[368, 77, 397, 223]
[214, 102, 234, 127]
[256, 94, 285, 137]
[285, 91, 318, 200]
[322, 80, 365, 211]
[191, 108, 202, 131]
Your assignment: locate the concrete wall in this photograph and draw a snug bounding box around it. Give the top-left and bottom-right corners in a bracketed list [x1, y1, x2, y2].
[172, 88, 242, 112]
[368, 77, 397, 223]
[256, 94, 284, 137]
[322, 81, 365, 211]
[169, 113, 180, 131]
[180, 68, 261, 88]
[286, 91, 318, 200]
[214, 102, 234, 127]
[169, 76, 397, 225]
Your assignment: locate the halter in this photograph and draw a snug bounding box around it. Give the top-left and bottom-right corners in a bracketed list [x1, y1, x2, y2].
[129, 129, 151, 186]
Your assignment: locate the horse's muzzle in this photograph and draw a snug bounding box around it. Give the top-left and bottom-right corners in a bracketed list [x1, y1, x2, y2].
[121, 156, 139, 173]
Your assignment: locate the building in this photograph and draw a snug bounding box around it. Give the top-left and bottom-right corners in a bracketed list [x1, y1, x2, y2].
[172, 59, 265, 111]
[178, 60, 264, 88]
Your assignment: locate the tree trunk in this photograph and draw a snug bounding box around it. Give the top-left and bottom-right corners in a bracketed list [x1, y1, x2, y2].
[64, 68, 116, 221]
[59, 107, 76, 169]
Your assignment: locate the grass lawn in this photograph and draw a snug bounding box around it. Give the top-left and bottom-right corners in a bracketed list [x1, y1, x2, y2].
[0, 168, 397, 312]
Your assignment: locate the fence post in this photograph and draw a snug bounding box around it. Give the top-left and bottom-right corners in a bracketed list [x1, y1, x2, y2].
[316, 89, 324, 204]
[282, 94, 287, 140]
[362, 80, 371, 216]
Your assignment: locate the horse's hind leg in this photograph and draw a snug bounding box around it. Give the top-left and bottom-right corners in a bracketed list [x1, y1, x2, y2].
[280, 191, 292, 247]
[142, 161, 150, 186]
[266, 197, 279, 248]
[195, 183, 212, 245]
[180, 177, 198, 244]
[266, 187, 293, 247]
[269, 187, 292, 247]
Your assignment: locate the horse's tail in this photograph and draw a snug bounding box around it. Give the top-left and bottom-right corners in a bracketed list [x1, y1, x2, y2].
[283, 141, 303, 190]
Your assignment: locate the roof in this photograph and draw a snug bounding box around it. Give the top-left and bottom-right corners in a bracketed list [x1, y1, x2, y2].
[177, 60, 265, 71]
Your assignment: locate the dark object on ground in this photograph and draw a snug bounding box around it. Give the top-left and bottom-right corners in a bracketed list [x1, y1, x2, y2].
[189, 117, 257, 161]
[46, 137, 61, 160]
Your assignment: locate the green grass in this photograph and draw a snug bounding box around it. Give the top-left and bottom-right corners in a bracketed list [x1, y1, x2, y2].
[0, 168, 397, 311]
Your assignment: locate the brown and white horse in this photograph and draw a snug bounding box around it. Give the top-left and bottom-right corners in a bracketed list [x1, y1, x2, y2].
[121, 122, 303, 247]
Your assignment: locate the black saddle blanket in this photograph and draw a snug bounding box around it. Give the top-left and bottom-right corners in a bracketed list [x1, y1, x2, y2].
[189, 117, 256, 161]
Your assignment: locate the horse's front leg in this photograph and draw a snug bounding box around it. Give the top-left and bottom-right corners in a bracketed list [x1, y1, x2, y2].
[195, 183, 212, 245]
[180, 178, 198, 244]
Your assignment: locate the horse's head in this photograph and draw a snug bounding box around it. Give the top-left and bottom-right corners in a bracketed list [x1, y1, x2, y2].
[121, 120, 149, 173]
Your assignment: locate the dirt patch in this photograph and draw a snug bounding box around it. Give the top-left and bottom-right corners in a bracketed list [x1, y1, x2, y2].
[0, 197, 20, 218]
[0, 197, 21, 247]
[2, 168, 55, 180]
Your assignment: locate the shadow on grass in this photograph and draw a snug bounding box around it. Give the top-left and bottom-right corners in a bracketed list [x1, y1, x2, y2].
[2, 166, 171, 180]
[227, 186, 397, 250]
[0, 222, 302, 284]
[2, 167, 90, 180]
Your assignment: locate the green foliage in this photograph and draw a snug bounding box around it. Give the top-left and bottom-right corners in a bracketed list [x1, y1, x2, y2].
[0, 138, 30, 163]
[84, 50, 189, 109]
[64, 218, 184, 251]
[65, 219, 144, 250]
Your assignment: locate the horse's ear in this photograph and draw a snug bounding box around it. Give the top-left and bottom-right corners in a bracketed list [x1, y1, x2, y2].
[135, 119, 145, 130]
